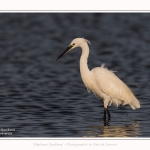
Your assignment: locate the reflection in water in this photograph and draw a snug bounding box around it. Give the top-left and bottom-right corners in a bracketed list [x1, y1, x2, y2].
[84, 121, 140, 137]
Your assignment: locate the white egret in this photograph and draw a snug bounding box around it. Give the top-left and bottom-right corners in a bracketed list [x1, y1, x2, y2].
[56, 38, 140, 119]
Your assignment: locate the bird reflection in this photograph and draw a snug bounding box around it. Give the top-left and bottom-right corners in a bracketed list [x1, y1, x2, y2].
[83, 121, 140, 137]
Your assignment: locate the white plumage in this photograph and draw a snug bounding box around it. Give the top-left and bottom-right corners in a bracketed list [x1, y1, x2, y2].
[57, 38, 140, 119]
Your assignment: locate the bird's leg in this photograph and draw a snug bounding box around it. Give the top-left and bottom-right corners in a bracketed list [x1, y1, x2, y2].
[103, 99, 111, 120]
[104, 120, 110, 126]
[103, 107, 111, 120]
[103, 108, 107, 120]
[107, 107, 111, 120]
[103, 107, 111, 126]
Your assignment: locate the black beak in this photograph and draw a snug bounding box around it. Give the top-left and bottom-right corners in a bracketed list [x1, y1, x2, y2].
[56, 45, 73, 60]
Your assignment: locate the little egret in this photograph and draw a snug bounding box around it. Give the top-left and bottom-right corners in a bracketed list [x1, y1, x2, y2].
[56, 38, 140, 120]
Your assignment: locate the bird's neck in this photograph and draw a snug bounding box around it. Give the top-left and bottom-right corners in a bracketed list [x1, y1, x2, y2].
[80, 43, 90, 79]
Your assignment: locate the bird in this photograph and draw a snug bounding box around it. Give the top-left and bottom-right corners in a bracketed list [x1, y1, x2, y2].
[56, 38, 140, 120]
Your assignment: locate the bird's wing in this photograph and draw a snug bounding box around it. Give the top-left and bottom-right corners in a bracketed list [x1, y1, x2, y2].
[92, 67, 137, 104]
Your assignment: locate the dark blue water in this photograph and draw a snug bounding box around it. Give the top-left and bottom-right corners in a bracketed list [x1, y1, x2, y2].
[0, 13, 150, 137]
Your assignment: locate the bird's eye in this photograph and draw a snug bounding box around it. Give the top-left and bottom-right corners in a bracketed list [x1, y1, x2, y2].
[72, 43, 75, 46]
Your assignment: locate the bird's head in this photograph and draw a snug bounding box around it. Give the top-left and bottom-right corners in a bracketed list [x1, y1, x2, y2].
[56, 38, 91, 60]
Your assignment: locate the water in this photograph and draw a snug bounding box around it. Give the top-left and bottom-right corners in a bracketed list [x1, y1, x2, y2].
[0, 13, 150, 137]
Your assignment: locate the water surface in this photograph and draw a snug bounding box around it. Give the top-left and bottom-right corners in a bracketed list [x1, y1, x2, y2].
[0, 13, 150, 137]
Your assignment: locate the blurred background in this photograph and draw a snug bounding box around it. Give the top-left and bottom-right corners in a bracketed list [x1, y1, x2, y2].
[0, 13, 149, 137]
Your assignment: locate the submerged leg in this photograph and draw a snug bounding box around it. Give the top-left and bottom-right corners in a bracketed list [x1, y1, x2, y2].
[104, 119, 110, 126]
[104, 108, 107, 120]
[103, 107, 111, 120]
[103, 107, 111, 126]
[107, 107, 111, 119]
[103, 98, 111, 120]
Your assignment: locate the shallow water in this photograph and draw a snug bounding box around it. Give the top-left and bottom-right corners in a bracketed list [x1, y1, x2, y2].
[0, 13, 150, 137]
